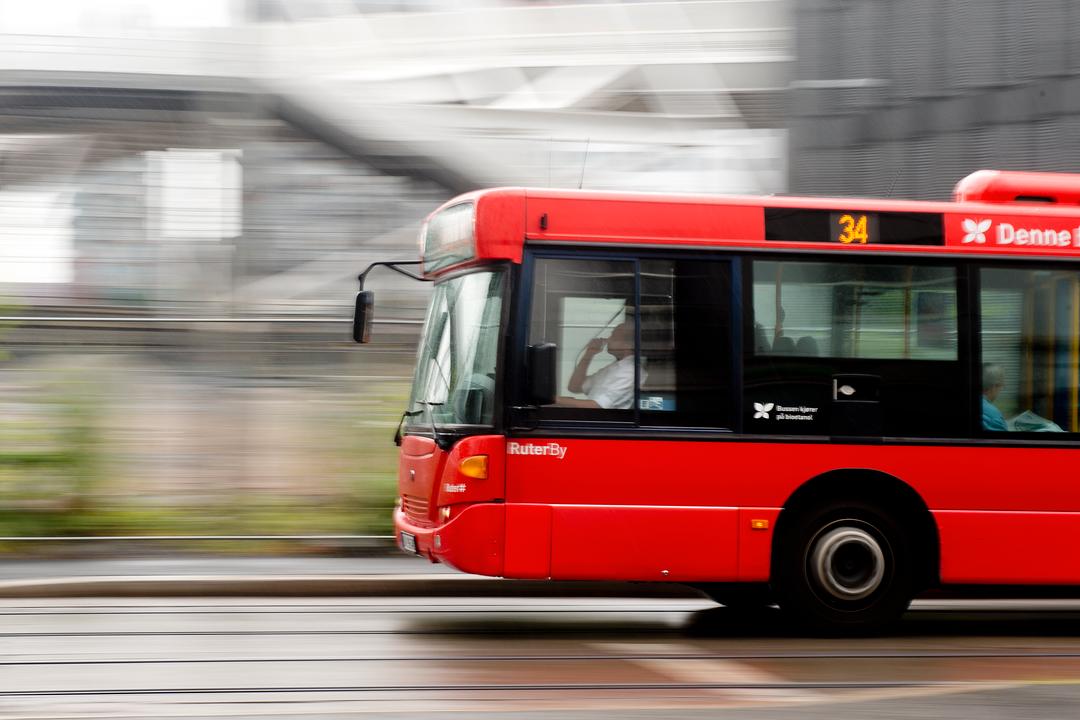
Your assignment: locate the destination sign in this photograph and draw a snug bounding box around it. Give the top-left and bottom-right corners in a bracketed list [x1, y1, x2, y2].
[765, 209, 944, 246]
[423, 201, 476, 272]
[945, 213, 1080, 253]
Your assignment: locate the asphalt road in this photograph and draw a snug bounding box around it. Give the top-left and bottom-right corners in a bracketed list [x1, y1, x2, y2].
[6, 596, 1080, 718]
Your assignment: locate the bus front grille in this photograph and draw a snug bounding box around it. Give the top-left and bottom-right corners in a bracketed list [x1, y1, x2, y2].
[402, 494, 433, 526]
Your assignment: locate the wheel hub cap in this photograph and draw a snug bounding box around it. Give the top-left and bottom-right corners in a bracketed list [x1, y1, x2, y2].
[810, 526, 885, 601]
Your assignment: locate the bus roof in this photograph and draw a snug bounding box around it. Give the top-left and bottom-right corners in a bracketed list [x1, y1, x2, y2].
[421, 172, 1080, 276]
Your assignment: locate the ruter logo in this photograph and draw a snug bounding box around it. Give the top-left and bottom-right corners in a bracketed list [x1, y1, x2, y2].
[507, 441, 568, 459]
[962, 218, 991, 244]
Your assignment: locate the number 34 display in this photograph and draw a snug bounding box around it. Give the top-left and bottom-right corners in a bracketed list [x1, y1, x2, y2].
[832, 213, 878, 244]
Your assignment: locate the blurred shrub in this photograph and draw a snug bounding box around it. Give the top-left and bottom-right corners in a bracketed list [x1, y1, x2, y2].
[0, 362, 409, 554]
[0, 370, 103, 540]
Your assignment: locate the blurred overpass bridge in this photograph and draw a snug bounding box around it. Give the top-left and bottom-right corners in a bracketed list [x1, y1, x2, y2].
[0, 1, 791, 313]
[1, 1, 791, 194]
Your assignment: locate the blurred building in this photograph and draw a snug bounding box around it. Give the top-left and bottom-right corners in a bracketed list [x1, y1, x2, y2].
[0, 0, 791, 317]
[0, 0, 791, 540]
[791, 0, 1080, 200]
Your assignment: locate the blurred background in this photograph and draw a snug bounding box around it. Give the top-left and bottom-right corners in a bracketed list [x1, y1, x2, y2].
[1, 0, 1078, 552]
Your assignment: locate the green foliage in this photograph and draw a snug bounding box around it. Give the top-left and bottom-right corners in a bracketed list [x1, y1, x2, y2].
[0, 368, 409, 555]
[0, 371, 104, 541]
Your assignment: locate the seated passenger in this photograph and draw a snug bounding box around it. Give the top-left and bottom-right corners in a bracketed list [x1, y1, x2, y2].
[795, 336, 819, 356]
[771, 336, 796, 355]
[754, 322, 770, 353]
[982, 363, 1008, 432]
[559, 320, 644, 410]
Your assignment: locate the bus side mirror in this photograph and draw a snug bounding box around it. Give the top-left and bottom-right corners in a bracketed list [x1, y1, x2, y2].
[353, 291, 374, 343]
[528, 343, 557, 405]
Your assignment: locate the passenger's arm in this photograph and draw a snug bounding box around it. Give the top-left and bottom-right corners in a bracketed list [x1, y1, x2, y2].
[567, 339, 604, 394]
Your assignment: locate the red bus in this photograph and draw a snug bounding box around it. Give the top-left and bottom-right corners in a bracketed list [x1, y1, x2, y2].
[354, 169, 1080, 629]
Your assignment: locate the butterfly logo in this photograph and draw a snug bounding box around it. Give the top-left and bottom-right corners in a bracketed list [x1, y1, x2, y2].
[962, 218, 991, 244]
[753, 402, 774, 419]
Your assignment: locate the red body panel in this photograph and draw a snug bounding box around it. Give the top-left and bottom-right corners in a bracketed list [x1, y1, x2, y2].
[549, 505, 737, 581]
[506, 439, 1080, 513]
[399, 436, 442, 527]
[396, 434, 505, 566]
[395, 435, 1080, 585]
[431, 503, 505, 577]
[527, 193, 764, 246]
[504, 504, 552, 579]
[433, 435, 507, 509]
[395, 504, 504, 576]
[935, 511, 1080, 584]
[953, 169, 1080, 205]
[524, 189, 1080, 259]
[738, 507, 782, 582]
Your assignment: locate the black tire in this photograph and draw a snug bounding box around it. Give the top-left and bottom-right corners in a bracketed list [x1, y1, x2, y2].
[698, 583, 773, 610]
[773, 500, 913, 632]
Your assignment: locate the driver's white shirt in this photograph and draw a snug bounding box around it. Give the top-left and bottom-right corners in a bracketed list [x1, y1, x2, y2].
[581, 355, 644, 410]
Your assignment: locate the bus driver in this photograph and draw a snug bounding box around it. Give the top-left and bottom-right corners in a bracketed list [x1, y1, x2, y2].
[558, 320, 642, 410]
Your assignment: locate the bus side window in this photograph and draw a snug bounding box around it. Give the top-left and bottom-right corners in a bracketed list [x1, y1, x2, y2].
[747, 259, 963, 438]
[527, 258, 636, 413]
[638, 259, 733, 428]
[980, 267, 1076, 434]
[524, 256, 734, 427]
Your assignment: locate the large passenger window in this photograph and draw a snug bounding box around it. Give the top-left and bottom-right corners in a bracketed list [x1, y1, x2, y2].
[746, 258, 964, 438]
[980, 267, 1079, 434]
[753, 261, 958, 360]
[526, 255, 732, 427]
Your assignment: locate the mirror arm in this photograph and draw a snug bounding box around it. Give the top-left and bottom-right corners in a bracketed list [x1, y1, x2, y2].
[357, 261, 427, 289]
[353, 262, 428, 344]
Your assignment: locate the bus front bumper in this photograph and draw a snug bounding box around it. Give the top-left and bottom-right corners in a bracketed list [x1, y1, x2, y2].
[393, 503, 505, 577]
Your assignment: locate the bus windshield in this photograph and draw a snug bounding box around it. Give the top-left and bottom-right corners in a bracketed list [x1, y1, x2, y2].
[408, 269, 506, 428]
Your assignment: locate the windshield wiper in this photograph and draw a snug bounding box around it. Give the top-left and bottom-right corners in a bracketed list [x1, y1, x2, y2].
[421, 401, 449, 451]
[404, 368, 451, 449]
[396, 403, 449, 451]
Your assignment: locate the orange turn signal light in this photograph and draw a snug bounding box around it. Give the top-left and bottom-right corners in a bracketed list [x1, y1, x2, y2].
[750, 519, 770, 530]
[459, 455, 488, 480]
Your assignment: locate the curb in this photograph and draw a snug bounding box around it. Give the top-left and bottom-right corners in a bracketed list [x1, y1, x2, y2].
[0, 574, 709, 599]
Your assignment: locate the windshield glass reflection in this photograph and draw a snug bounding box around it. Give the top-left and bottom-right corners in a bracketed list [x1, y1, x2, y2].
[408, 270, 505, 427]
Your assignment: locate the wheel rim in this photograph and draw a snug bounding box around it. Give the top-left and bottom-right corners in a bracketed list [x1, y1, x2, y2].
[809, 525, 886, 601]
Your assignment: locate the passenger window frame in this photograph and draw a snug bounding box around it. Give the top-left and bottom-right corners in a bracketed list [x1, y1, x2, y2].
[975, 260, 1080, 440]
[513, 248, 738, 432]
[743, 254, 970, 440]
[519, 250, 640, 427]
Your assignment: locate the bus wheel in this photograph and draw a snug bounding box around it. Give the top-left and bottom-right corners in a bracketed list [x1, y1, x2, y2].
[774, 500, 912, 632]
